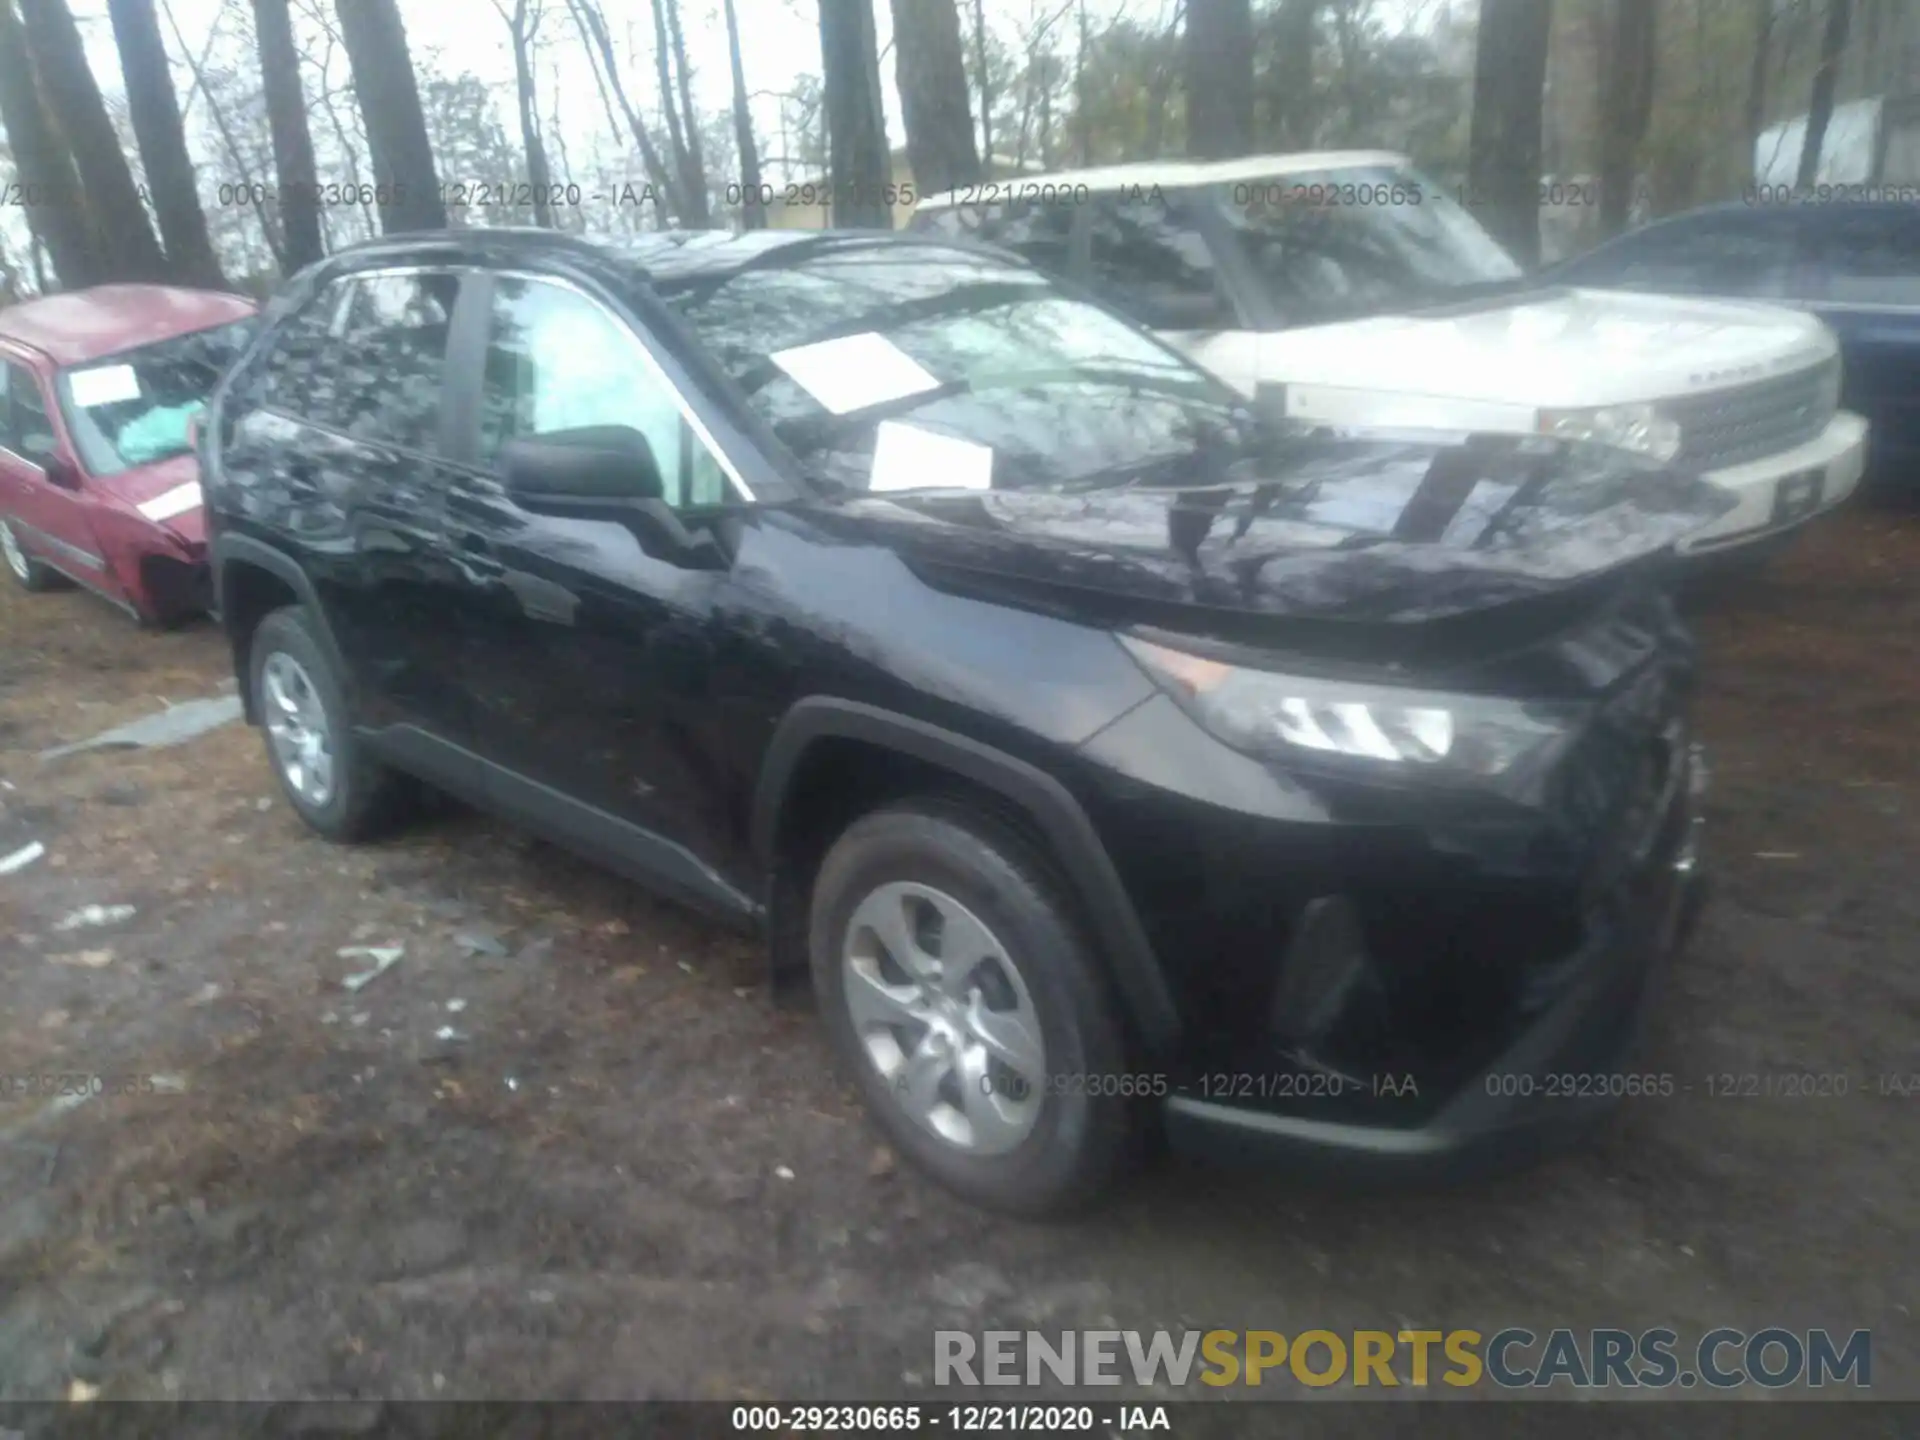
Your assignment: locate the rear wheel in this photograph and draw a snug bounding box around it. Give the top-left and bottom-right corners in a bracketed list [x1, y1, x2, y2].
[810, 802, 1135, 1215]
[249, 605, 412, 841]
[0, 517, 66, 592]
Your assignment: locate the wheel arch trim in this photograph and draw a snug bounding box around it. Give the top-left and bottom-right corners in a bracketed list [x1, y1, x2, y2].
[211, 534, 349, 725]
[752, 696, 1182, 1055]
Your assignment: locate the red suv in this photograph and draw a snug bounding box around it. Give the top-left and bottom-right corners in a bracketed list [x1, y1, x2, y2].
[0, 284, 259, 623]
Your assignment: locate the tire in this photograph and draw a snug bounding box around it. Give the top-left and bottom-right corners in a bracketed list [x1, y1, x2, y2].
[249, 605, 411, 842]
[0, 516, 67, 592]
[810, 801, 1134, 1215]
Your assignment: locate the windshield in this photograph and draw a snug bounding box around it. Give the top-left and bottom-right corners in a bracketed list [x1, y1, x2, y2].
[656, 238, 1274, 495]
[1211, 165, 1523, 326]
[57, 317, 259, 477]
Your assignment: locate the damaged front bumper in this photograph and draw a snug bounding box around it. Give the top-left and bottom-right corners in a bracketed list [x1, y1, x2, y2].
[1160, 753, 1710, 1179]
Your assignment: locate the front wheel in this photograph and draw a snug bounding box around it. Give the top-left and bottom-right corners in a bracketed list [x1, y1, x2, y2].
[809, 802, 1135, 1215]
[249, 605, 412, 841]
[1, 517, 67, 592]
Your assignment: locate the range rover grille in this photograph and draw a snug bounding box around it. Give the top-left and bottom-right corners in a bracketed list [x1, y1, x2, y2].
[1666, 358, 1837, 472]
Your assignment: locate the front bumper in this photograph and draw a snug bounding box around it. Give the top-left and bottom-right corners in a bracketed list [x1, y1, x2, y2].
[1675, 410, 1867, 555]
[1161, 790, 1708, 1180]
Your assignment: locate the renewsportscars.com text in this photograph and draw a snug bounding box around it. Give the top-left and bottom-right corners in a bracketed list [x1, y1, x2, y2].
[934, 1327, 1871, 1391]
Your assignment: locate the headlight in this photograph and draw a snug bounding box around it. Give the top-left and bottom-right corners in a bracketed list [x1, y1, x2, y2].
[1120, 635, 1583, 780]
[1538, 402, 1682, 463]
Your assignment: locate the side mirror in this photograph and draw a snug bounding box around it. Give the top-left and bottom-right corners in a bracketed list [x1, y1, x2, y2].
[501, 425, 664, 506]
[39, 452, 80, 490]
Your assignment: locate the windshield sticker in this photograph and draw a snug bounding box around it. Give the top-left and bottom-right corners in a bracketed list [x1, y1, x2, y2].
[869, 421, 993, 493]
[769, 333, 940, 415]
[68, 363, 142, 409]
[136, 480, 202, 523]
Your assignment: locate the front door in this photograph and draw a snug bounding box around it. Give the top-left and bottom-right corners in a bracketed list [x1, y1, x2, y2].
[443, 271, 751, 901]
[0, 356, 122, 600]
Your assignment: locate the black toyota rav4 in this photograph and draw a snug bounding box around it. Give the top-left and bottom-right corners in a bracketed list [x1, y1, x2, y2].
[204, 228, 1717, 1215]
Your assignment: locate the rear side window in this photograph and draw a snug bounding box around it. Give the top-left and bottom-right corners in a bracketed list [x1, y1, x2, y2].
[1083, 194, 1235, 330]
[1, 360, 57, 465]
[254, 271, 458, 452]
[1814, 209, 1920, 304]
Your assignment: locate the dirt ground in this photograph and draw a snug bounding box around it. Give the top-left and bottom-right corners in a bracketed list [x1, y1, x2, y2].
[1, 505, 1916, 1422]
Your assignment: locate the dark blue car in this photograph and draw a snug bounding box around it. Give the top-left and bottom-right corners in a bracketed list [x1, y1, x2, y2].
[1551, 203, 1920, 480]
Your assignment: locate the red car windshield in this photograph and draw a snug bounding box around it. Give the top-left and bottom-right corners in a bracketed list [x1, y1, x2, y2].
[57, 317, 258, 477]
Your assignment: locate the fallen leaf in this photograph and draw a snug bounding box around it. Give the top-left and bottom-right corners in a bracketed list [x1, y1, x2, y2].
[50, 948, 115, 969]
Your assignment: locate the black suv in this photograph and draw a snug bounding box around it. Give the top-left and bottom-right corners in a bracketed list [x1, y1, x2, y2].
[205, 229, 1716, 1214]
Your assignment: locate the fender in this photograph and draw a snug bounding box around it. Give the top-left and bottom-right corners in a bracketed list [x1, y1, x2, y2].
[210, 532, 351, 724]
[753, 696, 1183, 1056]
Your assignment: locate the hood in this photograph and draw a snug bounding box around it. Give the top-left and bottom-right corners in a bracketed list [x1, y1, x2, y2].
[804, 433, 1733, 643]
[1264, 286, 1837, 412]
[90, 452, 206, 545]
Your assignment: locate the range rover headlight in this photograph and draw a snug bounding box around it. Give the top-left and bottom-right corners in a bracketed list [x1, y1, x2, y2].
[1121, 635, 1585, 780]
[1538, 402, 1683, 463]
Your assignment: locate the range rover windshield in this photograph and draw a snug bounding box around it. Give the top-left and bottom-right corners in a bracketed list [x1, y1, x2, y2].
[1209, 164, 1524, 327]
[658, 236, 1291, 495]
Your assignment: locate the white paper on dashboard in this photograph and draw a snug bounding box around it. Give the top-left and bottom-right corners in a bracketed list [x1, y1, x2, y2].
[868, 421, 993, 493]
[769, 332, 940, 415]
[136, 480, 202, 522]
[68, 363, 142, 408]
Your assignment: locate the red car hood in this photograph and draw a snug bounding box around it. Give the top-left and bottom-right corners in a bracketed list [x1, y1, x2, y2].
[91, 453, 206, 546]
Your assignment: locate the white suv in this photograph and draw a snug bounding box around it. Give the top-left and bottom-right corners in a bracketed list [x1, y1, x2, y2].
[912, 151, 1868, 556]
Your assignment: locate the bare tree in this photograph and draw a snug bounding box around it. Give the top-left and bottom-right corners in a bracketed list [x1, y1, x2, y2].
[251, 0, 323, 270]
[1466, 0, 1551, 266]
[819, 0, 892, 226]
[17, 0, 168, 280]
[664, 0, 708, 219]
[650, 0, 708, 223]
[1265, 0, 1318, 147]
[1743, 1, 1774, 164]
[0, 0, 104, 286]
[892, 0, 982, 196]
[972, 0, 993, 170]
[1797, 0, 1852, 187]
[721, 0, 766, 226]
[496, 0, 555, 227]
[161, 0, 283, 268]
[567, 0, 680, 222]
[106, 0, 225, 285]
[1186, 0, 1254, 158]
[1595, 0, 1655, 234]
[334, 0, 448, 232]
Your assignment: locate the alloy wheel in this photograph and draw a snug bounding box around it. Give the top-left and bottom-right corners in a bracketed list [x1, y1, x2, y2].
[262, 650, 335, 807]
[841, 881, 1047, 1155]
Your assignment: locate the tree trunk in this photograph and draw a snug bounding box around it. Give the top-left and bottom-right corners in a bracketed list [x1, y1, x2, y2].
[568, 0, 680, 223]
[1186, 0, 1254, 159]
[17, 0, 169, 281]
[0, 0, 104, 286]
[664, 0, 708, 220]
[819, 0, 891, 227]
[1466, 0, 1551, 267]
[1797, 0, 1852, 188]
[159, 0, 280, 269]
[106, 0, 224, 286]
[1743, 4, 1772, 171]
[505, 0, 554, 227]
[650, 0, 707, 223]
[1595, 0, 1656, 235]
[722, 0, 765, 227]
[250, 0, 323, 270]
[971, 0, 993, 172]
[333, 0, 447, 232]
[1266, 0, 1317, 147]
[891, 0, 982, 197]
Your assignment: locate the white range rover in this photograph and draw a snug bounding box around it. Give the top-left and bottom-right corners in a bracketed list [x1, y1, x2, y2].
[911, 151, 1868, 555]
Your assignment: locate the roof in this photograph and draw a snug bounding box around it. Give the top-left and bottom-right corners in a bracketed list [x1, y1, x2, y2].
[0, 285, 258, 366]
[912, 150, 1412, 210]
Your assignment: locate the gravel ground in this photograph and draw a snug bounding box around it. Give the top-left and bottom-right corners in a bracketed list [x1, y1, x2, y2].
[0, 507, 1916, 1426]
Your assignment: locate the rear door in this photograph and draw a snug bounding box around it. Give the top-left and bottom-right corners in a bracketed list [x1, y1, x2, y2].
[224, 267, 474, 741]
[0, 353, 124, 601]
[1800, 207, 1920, 462]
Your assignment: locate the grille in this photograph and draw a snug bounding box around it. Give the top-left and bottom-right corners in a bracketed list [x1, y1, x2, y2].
[1666, 359, 1837, 472]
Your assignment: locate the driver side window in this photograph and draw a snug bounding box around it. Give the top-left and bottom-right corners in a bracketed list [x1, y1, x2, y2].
[2, 361, 58, 467]
[479, 276, 736, 508]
